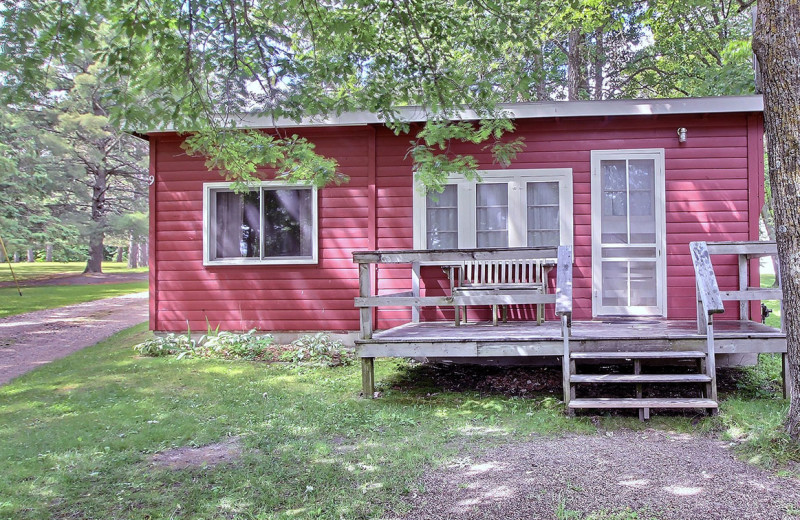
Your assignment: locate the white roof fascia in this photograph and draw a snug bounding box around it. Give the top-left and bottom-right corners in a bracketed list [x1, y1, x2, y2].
[148, 95, 763, 133]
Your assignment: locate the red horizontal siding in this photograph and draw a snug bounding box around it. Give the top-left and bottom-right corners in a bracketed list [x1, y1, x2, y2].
[152, 112, 762, 332]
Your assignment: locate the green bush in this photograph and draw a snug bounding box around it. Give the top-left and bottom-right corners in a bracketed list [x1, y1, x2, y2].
[133, 329, 274, 361]
[281, 333, 355, 367]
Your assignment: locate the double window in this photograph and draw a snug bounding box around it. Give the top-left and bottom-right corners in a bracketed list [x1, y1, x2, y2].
[414, 169, 573, 250]
[203, 182, 318, 265]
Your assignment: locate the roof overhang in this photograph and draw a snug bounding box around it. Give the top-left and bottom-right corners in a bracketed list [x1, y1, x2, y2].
[146, 95, 763, 133]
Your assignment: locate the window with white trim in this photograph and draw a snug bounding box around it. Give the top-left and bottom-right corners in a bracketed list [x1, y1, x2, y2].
[203, 182, 318, 265]
[413, 169, 573, 250]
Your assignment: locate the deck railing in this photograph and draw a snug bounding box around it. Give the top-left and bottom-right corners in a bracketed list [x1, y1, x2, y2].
[690, 240, 785, 402]
[352, 246, 567, 340]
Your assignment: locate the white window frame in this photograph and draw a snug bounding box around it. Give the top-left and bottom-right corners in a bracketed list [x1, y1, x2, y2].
[413, 168, 573, 250]
[590, 148, 667, 317]
[203, 181, 319, 266]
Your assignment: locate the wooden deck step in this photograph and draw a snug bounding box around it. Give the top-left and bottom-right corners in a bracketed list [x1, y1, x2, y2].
[570, 374, 712, 384]
[570, 351, 706, 360]
[568, 398, 718, 409]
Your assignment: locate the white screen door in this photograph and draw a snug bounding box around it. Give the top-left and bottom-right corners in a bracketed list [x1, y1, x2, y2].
[591, 149, 666, 316]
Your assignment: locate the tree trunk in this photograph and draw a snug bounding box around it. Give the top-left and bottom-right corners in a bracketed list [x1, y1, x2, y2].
[13, 252, 19, 263]
[592, 28, 604, 100]
[128, 234, 138, 269]
[116, 246, 124, 263]
[84, 169, 107, 273]
[567, 28, 586, 100]
[26, 249, 35, 262]
[138, 240, 148, 268]
[753, 0, 800, 438]
[45, 244, 53, 262]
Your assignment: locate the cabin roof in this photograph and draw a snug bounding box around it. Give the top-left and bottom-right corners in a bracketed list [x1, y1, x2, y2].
[146, 95, 763, 133]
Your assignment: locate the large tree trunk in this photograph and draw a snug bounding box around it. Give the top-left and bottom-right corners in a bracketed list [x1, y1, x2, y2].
[84, 170, 107, 273]
[26, 249, 35, 262]
[567, 28, 586, 100]
[592, 28, 604, 100]
[116, 246, 124, 263]
[753, 0, 800, 438]
[138, 240, 148, 268]
[128, 234, 138, 268]
[45, 244, 53, 262]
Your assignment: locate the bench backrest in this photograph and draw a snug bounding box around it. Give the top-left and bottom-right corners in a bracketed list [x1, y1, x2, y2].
[460, 259, 545, 287]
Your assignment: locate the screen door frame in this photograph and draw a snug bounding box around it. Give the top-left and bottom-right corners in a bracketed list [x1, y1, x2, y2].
[591, 149, 667, 317]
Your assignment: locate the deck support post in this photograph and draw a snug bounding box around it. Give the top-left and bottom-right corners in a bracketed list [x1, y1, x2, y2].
[706, 321, 718, 414]
[361, 357, 375, 398]
[561, 314, 572, 412]
[359, 263, 373, 340]
[738, 255, 749, 320]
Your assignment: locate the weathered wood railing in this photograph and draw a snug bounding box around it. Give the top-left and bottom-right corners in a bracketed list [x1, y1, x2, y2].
[690, 240, 785, 403]
[352, 246, 573, 398]
[556, 246, 574, 407]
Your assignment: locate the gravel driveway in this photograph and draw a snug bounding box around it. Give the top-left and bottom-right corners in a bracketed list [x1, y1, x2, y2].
[0, 292, 148, 385]
[398, 430, 800, 520]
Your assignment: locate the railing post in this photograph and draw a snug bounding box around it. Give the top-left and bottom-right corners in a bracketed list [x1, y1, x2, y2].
[738, 254, 749, 320]
[359, 262, 373, 340]
[411, 261, 420, 323]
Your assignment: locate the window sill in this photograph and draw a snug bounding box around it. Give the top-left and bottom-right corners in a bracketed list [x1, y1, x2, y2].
[203, 257, 319, 267]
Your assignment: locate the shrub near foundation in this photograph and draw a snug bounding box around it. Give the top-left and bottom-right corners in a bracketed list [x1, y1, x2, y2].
[134, 329, 274, 361]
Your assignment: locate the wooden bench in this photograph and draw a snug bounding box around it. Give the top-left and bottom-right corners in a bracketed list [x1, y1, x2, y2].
[452, 259, 547, 326]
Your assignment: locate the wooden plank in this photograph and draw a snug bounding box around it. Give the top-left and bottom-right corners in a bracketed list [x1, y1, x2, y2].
[568, 398, 718, 409]
[359, 263, 373, 340]
[354, 294, 556, 307]
[352, 246, 558, 264]
[570, 374, 712, 383]
[411, 261, 420, 323]
[562, 314, 571, 406]
[706, 322, 718, 405]
[555, 246, 573, 316]
[361, 358, 375, 398]
[720, 289, 783, 301]
[570, 351, 706, 359]
[358, 342, 479, 357]
[706, 241, 777, 256]
[738, 254, 749, 320]
[689, 241, 725, 318]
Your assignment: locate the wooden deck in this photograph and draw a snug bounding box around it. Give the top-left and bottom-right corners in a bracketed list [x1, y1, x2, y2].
[357, 319, 786, 358]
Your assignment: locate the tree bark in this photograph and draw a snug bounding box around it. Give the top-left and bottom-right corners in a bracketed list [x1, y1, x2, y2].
[138, 240, 148, 268]
[12, 252, 19, 263]
[84, 169, 107, 273]
[753, 0, 800, 438]
[116, 246, 124, 263]
[26, 249, 35, 262]
[45, 244, 53, 262]
[567, 28, 586, 100]
[128, 234, 138, 269]
[593, 29, 604, 100]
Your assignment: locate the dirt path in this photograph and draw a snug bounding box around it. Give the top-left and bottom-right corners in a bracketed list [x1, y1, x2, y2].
[0, 271, 148, 288]
[397, 430, 800, 520]
[0, 292, 148, 385]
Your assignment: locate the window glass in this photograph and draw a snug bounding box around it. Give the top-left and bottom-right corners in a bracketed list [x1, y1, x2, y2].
[214, 191, 261, 258]
[425, 185, 458, 249]
[263, 189, 313, 257]
[476, 183, 508, 247]
[527, 181, 560, 247]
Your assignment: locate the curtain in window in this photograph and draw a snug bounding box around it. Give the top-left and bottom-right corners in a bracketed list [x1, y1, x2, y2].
[215, 191, 260, 258]
[527, 181, 560, 247]
[426, 185, 458, 249]
[476, 183, 508, 248]
[263, 189, 312, 257]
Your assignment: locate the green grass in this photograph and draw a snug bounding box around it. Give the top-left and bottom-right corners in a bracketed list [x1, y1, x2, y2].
[0, 261, 148, 283]
[0, 282, 148, 318]
[761, 273, 782, 329]
[0, 326, 797, 520]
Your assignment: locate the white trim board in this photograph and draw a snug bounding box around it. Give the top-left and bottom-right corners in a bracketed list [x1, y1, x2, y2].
[413, 168, 574, 250]
[590, 149, 667, 317]
[202, 181, 319, 266]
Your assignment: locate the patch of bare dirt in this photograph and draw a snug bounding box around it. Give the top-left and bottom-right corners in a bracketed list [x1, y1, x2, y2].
[0, 292, 148, 385]
[395, 430, 800, 520]
[150, 437, 244, 470]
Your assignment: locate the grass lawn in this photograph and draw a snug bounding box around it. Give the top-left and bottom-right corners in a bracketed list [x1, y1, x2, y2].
[0, 261, 148, 283]
[0, 325, 795, 520]
[0, 282, 148, 319]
